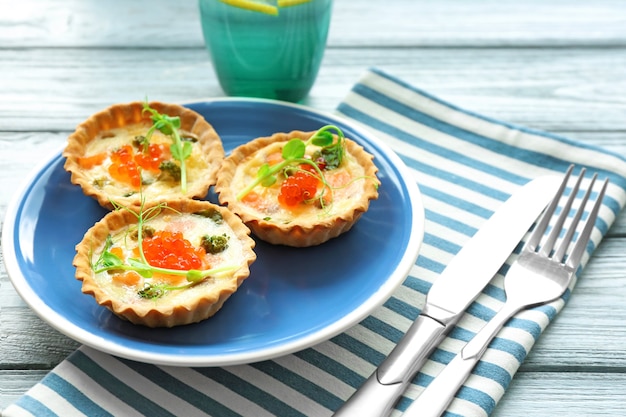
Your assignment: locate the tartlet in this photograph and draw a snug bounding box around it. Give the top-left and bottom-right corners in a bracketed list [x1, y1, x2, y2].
[63, 101, 224, 209]
[215, 127, 380, 247]
[74, 199, 256, 328]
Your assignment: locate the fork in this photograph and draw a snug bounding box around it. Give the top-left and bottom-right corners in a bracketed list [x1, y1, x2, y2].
[402, 165, 608, 417]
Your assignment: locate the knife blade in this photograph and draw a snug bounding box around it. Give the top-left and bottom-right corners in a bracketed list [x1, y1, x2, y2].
[332, 174, 562, 417]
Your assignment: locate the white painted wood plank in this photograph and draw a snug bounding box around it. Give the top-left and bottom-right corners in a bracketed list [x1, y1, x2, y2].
[0, 371, 50, 411]
[0, 48, 625, 132]
[1, 0, 625, 48]
[493, 372, 626, 416]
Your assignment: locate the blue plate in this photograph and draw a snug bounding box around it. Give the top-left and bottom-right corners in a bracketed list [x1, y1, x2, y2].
[3, 98, 424, 366]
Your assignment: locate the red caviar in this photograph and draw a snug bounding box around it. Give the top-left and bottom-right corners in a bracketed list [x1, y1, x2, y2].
[278, 165, 320, 207]
[142, 230, 205, 271]
[108, 144, 170, 189]
[135, 143, 168, 172]
[109, 145, 141, 188]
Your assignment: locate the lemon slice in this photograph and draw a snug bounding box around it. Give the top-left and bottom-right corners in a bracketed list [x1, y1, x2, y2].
[277, 0, 312, 6]
[219, 0, 279, 15]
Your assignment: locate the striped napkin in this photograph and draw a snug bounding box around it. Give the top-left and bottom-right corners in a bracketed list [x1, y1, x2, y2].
[5, 68, 626, 417]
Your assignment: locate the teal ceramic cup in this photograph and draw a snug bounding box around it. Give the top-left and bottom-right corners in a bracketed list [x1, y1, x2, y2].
[199, 0, 333, 103]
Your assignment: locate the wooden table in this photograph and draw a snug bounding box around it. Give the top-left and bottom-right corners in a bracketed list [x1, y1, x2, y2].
[1, 0, 625, 415]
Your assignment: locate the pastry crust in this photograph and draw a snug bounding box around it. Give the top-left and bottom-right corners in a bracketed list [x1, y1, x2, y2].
[74, 199, 256, 328]
[63, 101, 224, 209]
[215, 130, 379, 247]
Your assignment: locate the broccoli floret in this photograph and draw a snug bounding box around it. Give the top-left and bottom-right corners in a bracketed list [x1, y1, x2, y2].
[159, 160, 181, 181]
[201, 234, 230, 254]
[195, 208, 224, 224]
[133, 135, 149, 150]
[92, 177, 107, 188]
[129, 225, 155, 241]
[137, 283, 165, 299]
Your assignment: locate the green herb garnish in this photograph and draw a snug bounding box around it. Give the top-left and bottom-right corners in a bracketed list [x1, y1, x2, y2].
[141, 102, 192, 194]
[236, 125, 345, 201]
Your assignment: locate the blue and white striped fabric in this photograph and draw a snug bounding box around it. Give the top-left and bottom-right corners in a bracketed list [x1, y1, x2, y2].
[5, 68, 626, 417]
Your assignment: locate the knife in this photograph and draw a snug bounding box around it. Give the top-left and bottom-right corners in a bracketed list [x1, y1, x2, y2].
[332, 174, 562, 417]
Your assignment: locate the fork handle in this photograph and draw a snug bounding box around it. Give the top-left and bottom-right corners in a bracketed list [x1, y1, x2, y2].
[403, 302, 522, 417]
[462, 302, 521, 360]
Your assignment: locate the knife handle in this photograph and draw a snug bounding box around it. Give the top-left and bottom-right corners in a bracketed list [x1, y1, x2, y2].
[402, 352, 478, 417]
[332, 315, 446, 417]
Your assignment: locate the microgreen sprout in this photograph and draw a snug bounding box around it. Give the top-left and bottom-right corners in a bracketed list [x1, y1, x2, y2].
[90, 198, 237, 299]
[141, 102, 192, 194]
[236, 125, 345, 201]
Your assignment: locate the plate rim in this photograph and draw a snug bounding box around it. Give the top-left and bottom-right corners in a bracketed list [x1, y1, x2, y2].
[2, 97, 425, 366]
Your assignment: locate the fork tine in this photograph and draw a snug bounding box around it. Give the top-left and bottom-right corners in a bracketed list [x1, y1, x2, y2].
[540, 166, 585, 257]
[553, 173, 596, 262]
[526, 165, 573, 252]
[565, 177, 608, 269]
